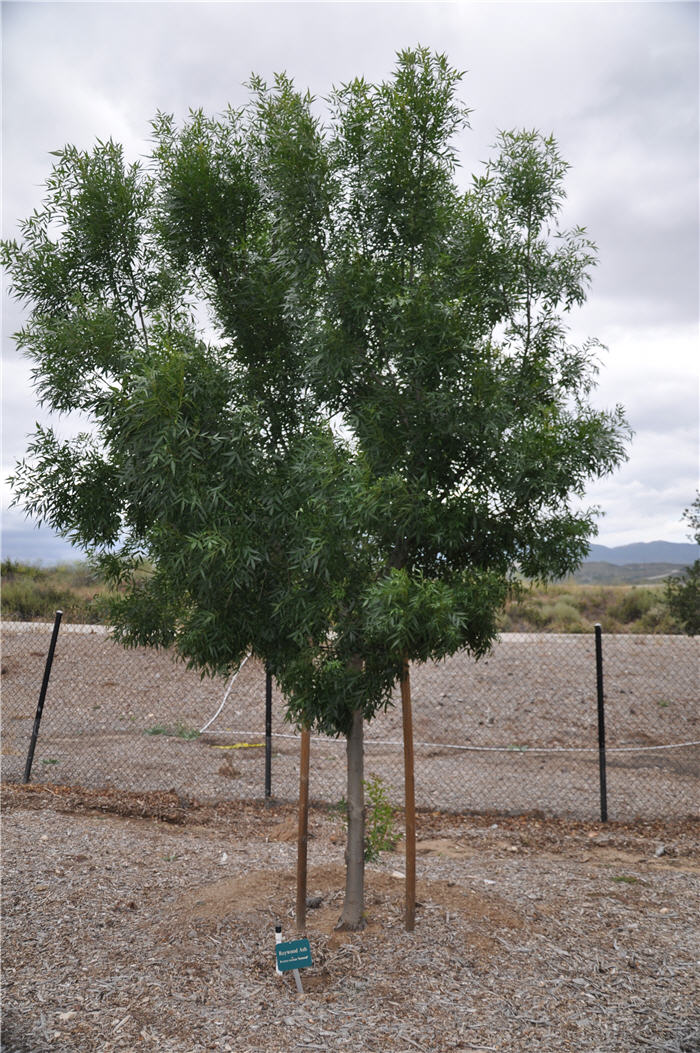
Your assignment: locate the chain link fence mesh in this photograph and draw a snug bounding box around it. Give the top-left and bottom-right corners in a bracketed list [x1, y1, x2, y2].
[1, 620, 697, 820]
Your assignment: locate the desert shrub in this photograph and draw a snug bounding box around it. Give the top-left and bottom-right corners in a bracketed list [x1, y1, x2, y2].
[550, 600, 585, 629]
[52, 563, 100, 589]
[1, 561, 107, 622]
[608, 588, 656, 625]
[536, 600, 584, 630]
[499, 601, 547, 631]
[499, 582, 679, 634]
[1, 559, 43, 580]
[637, 603, 682, 635]
[1, 580, 70, 620]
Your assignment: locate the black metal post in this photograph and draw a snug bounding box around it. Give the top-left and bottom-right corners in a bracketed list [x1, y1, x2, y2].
[265, 665, 273, 799]
[595, 623, 608, 823]
[23, 610, 63, 783]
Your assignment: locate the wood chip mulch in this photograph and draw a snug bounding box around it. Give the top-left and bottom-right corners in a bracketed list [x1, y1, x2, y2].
[2, 783, 699, 1052]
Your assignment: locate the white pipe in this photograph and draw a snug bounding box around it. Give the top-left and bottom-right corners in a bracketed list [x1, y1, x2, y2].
[198, 654, 250, 734]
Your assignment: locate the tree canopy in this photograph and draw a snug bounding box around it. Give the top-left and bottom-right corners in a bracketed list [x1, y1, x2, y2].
[4, 47, 630, 926]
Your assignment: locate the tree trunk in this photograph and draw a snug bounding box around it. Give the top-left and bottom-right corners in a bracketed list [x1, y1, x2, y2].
[335, 707, 366, 930]
[401, 656, 416, 931]
[296, 726, 311, 934]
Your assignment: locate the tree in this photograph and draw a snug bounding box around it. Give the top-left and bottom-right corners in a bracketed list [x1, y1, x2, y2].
[3, 48, 630, 929]
[665, 495, 700, 635]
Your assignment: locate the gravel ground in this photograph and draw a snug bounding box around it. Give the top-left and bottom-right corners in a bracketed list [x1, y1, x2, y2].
[1, 783, 699, 1052]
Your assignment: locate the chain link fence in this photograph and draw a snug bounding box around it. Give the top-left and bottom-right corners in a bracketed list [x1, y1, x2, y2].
[1, 619, 697, 820]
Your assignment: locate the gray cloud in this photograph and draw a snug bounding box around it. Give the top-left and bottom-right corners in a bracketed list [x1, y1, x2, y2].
[2, 1, 698, 555]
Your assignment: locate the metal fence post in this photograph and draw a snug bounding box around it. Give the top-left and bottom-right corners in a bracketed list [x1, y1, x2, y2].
[594, 623, 608, 822]
[265, 666, 273, 799]
[23, 610, 63, 783]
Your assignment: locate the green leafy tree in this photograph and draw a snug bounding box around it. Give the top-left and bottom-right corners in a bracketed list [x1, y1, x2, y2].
[665, 495, 700, 635]
[3, 48, 629, 929]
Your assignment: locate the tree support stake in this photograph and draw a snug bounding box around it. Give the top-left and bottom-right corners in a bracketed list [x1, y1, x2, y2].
[401, 655, 416, 931]
[296, 727, 311, 933]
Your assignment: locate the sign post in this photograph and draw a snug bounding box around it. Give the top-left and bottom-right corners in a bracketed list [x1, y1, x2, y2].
[274, 927, 313, 994]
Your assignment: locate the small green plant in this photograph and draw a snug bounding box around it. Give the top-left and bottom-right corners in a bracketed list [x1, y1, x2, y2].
[364, 775, 400, 861]
[41, 757, 59, 766]
[337, 775, 400, 862]
[145, 721, 200, 740]
[175, 722, 200, 741]
[657, 699, 670, 709]
[612, 875, 638, 884]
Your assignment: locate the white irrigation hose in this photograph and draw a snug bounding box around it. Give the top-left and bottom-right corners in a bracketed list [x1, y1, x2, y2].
[198, 655, 251, 734]
[200, 723, 700, 755]
[353, 738, 700, 754]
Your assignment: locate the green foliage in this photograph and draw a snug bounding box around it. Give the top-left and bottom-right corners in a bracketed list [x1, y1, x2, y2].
[6, 561, 681, 636]
[665, 496, 700, 636]
[3, 46, 630, 738]
[363, 775, 401, 861]
[2, 46, 634, 932]
[145, 722, 200, 740]
[337, 775, 400, 861]
[666, 567, 699, 635]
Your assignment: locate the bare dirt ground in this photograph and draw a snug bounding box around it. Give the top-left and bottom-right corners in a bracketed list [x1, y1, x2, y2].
[2, 783, 699, 1052]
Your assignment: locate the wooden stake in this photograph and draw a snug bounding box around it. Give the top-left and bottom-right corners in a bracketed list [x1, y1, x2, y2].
[296, 726, 311, 933]
[401, 656, 416, 932]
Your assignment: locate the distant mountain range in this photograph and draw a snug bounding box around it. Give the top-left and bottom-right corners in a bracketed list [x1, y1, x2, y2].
[3, 528, 699, 575]
[570, 540, 699, 584]
[571, 562, 690, 585]
[584, 541, 699, 566]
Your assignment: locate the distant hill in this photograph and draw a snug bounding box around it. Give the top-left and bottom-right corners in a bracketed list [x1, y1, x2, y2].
[585, 541, 699, 566]
[570, 561, 690, 585]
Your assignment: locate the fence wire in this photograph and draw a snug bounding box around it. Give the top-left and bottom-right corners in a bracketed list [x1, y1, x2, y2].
[1, 621, 697, 821]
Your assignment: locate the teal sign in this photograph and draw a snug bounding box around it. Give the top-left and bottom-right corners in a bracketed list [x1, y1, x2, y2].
[275, 938, 313, 973]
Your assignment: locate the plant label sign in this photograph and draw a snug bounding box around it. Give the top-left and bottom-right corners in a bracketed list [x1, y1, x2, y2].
[275, 938, 313, 973]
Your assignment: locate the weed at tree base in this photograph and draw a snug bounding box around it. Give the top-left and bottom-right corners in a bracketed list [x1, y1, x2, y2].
[336, 774, 402, 862]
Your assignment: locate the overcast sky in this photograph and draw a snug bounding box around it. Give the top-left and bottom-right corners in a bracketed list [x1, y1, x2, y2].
[2, 0, 698, 562]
